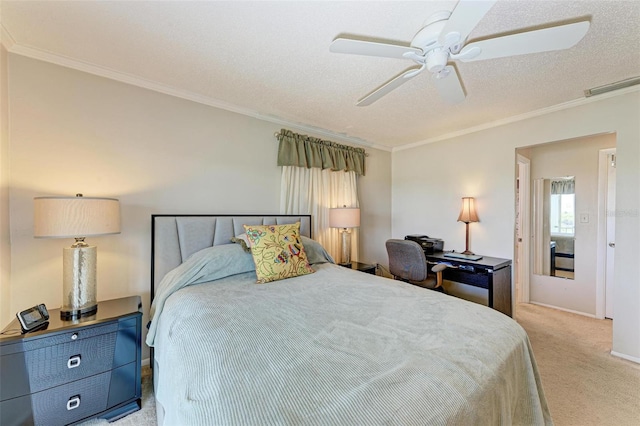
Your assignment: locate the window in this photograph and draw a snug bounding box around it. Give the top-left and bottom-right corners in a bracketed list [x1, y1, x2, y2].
[550, 193, 575, 235]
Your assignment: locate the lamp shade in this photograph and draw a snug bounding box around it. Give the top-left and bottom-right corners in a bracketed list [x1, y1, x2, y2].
[457, 197, 479, 223]
[329, 207, 360, 228]
[34, 195, 121, 238]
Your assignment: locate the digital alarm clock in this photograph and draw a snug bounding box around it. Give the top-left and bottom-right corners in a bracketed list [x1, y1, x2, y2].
[16, 304, 50, 333]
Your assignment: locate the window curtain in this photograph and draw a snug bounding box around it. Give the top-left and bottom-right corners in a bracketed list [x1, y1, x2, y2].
[277, 129, 366, 176]
[551, 178, 575, 194]
[278, 129, 362, 262]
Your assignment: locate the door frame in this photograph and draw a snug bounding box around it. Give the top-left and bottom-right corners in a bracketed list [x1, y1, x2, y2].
[596, 148, 616, 319]
[516, 154, 531, 304]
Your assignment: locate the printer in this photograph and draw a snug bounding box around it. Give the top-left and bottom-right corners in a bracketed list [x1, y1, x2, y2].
[404, 235, 444, 255]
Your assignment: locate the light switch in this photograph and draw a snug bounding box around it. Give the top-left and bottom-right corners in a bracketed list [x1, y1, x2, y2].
[580, 213, 589, 223]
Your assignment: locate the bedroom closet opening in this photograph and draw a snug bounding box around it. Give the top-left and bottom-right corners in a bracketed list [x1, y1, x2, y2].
[514, 132, 617, 322]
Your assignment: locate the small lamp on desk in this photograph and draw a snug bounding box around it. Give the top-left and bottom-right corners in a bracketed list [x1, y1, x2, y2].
[329, 206, 360, 265]
[34, 194, 120, 319]
[457, 197, 479, 255]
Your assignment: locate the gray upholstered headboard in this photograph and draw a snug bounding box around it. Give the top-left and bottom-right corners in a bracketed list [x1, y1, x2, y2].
[151, 214, 312, 299]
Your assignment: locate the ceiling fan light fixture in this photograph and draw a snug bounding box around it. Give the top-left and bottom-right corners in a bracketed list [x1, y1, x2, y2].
[426, 49, 449, 73]
[584, 76, 640, 97]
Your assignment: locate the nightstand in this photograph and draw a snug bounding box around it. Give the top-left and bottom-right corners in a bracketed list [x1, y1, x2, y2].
[0, 296, 142, 426]
[340, 261, 376, 275]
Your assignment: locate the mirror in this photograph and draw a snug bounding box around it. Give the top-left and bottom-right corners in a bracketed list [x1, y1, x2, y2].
[533, 177, 575, 279]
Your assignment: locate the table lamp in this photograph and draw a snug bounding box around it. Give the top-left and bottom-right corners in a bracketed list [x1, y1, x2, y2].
[457, 197, 479, 255]
[329, 206, 360, 265]
[34, 194, 120, 319]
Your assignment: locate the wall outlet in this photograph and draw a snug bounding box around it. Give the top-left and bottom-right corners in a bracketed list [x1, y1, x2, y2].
[580, 213, 589, 223]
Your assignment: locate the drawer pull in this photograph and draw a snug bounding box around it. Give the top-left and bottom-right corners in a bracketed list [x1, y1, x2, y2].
[71, 333, 78, 340]
[67, 395, 81, 411]
[67, 355, 81, 369]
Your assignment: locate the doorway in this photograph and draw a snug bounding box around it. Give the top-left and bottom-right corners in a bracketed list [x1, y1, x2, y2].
[515, 133, 616, 316]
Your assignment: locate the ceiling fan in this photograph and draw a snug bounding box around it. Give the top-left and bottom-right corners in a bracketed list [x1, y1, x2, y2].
[330, 0, 590, 106]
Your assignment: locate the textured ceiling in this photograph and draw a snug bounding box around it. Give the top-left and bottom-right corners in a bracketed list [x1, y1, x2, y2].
[1, 1, 639, 150]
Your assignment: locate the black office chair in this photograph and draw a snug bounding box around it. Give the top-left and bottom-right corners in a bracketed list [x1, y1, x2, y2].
[386, 239, 448, 292]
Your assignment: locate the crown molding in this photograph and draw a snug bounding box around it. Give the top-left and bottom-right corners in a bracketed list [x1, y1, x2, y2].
[394, 85, 640, 152]
[5, 42, 390, 151]
[0, 23, 16, 51]
[10, 36, 633, 154]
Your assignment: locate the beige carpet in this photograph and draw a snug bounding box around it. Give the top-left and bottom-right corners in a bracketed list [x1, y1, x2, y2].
[83, 304, 640, 425]
[516, 303, 640, 426]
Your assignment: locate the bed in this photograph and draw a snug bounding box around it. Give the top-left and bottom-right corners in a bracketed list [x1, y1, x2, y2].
[147, 214, 552, 425]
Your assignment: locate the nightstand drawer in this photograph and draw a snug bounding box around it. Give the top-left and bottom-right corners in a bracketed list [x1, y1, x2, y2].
[40, 372, 111, 426]
[23, 323, 118, 352]
[24, 331, 117, 394]
[1, 371, 111, 426]
[34, 371, 110, 426]
[0, 364, 138, 426]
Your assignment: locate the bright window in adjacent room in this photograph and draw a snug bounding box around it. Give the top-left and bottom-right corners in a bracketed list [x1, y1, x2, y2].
[550, 193, 575, 235]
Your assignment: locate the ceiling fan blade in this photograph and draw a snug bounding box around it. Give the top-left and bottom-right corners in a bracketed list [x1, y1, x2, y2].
[357, 67, 422, 106]
[432, 66, 466, 104]
[457, 21, 590, 62]
[330, 38, 423, 60]
[439, 0, 497, 50]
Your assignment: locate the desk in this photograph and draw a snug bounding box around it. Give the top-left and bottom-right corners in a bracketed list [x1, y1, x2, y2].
[426, 252, 512, 317]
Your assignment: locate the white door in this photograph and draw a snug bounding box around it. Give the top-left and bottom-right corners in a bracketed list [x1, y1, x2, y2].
[516, 155, 530, 304]
[605, 153, 616, 319]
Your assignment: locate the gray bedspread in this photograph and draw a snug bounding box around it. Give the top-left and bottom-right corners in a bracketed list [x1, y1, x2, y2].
[152, 253, 551, 425]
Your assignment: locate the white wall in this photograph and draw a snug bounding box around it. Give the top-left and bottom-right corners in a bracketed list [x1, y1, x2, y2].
[359, 147, 392, 266]
[6, 55, 392, 358]
[0, 43, 10, 326]
[527, 134, 616, 315]
[393, 90, 640, 361]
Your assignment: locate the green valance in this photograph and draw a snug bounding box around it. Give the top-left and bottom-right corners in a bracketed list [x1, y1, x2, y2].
[277, 129, 366, 176]
[551, 178, 575, 195]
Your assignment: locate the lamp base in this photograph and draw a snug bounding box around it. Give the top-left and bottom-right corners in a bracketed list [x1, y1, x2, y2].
[62, 245, 98, 320]
[461, 222, 475, 256]
[339, 229, 352, 265]
[60, 304, 98, 320]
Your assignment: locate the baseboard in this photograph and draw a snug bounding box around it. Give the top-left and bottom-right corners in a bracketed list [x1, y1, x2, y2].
[528, 301, 596, 318]
[142, 357, 150, 367]
[611, 350, 640, 365]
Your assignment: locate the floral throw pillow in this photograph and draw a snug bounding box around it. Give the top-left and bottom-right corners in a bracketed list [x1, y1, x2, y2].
[243, 222, 315, 283]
